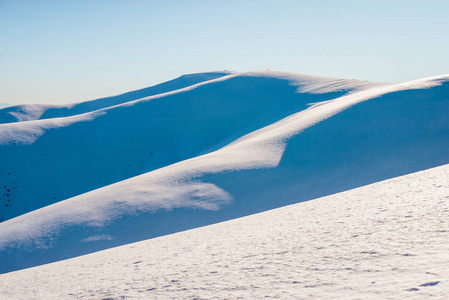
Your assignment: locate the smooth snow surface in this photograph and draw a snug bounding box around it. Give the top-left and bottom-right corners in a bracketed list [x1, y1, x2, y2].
[0, 71, 448, 274]
[0, 70, 379, 223]
[0, 164, 448, 299]
[0, 71, 234, 124]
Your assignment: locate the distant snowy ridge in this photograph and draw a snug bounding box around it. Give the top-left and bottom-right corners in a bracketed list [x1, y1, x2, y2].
[0, 71, 235, 124]
[0, 71, 447, 273]
[0, 163, 448, 299]
[0, 71, 381, 126]
[242, 70, 385, 95]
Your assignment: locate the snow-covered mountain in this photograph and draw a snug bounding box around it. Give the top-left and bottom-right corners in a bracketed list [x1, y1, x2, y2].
[0, 71, 381, 222]
[0, 71, 234, 124]
[0, 71, 448, 276]
[1, 163, 448, 299]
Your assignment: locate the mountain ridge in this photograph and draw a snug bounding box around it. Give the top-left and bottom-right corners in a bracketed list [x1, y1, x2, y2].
[0, 71, 235, 124]
[0, 71, 448, 274]
[0, 71, 382, 222]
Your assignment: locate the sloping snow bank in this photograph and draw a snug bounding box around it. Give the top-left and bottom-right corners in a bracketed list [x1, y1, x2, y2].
[0, 163, 448, 299]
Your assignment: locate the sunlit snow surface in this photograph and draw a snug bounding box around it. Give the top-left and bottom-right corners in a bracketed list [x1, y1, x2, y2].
[0, 71, 448, 276]
[0, 164, 448, 299]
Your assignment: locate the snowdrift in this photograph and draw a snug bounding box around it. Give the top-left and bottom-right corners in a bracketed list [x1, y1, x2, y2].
[0, 71, 448, 273]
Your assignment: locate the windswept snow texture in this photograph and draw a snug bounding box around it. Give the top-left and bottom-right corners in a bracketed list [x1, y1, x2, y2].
[0, 164, 448, 299]
[0, 71, 448, 274]
[0, 71, 234, 124]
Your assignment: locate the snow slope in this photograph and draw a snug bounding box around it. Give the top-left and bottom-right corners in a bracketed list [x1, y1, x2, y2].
[0, 71, 234, 124]
[0, 71, 448, 274]
[0, 71, 379, 222]
[0, 163, 448, 299]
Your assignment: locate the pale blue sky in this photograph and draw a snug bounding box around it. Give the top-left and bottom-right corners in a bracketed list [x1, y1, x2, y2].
[1, 0, 448, 105]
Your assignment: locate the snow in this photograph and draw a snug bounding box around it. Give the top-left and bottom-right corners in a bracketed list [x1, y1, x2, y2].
[0, 71, 448, 275]
[0, 163, 448, 299]
[0, 70, 382, 222]
[0, 71, 235, 124]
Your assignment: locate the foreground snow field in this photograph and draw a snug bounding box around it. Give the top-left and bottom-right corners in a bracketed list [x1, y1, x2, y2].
[0, 71, 448, 274]
[0, 164, 448, 299]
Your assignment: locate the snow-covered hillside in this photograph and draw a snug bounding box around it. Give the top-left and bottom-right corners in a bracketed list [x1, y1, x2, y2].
[0, 71, 379, 223]
[0, 164, 448, 299]
[0, 71, 448, 275]
[0, 71, 234, 124]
